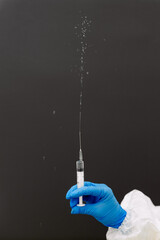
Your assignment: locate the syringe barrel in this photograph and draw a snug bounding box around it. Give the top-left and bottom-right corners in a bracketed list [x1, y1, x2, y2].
[76, 161, 84, 188]
[76, 160, 85, 206]
[77, 170, 84, 188]
[76, 160, 84, 172]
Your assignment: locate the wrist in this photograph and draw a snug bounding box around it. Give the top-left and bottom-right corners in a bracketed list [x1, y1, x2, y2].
[111, 207, 127, 229]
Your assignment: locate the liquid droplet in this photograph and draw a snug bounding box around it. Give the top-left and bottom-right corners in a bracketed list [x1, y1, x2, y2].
[74, 16, 91, 153]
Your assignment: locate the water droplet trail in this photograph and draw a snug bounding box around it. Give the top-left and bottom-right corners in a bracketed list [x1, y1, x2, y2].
[75, 16, 92, 156]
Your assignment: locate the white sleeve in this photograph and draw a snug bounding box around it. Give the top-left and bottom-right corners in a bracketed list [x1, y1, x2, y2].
[106, 190, 160, 240]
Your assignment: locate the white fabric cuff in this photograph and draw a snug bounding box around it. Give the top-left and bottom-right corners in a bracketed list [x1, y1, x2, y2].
[106, 190, 160, 240]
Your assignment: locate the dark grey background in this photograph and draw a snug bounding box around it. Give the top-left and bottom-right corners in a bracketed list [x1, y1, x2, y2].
[0, 0, 160, 239]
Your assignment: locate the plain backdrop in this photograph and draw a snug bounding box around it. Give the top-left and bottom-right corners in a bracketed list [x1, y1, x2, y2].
[0, 0, 160, 239]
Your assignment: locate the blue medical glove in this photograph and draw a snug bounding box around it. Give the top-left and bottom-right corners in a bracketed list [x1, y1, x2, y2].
[66, 182, 126, 229]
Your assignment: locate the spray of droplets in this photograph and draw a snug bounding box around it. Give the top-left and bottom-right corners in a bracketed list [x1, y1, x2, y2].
[74, 16, 92, 153]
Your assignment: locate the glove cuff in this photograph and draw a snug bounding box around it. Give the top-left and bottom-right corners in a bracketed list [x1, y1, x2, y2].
[110, 207, 127, 229]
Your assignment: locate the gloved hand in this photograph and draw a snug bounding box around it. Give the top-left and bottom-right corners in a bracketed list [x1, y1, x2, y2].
[66, 182, 126, 229]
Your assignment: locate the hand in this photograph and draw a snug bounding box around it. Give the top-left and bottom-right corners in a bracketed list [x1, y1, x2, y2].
[66, 182, 126, 228]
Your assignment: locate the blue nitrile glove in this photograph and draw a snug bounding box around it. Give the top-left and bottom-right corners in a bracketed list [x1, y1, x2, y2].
[66, 182, 126, 229]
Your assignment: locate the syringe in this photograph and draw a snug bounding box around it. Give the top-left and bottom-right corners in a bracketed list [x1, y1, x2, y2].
[76, 148, 85, 206]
